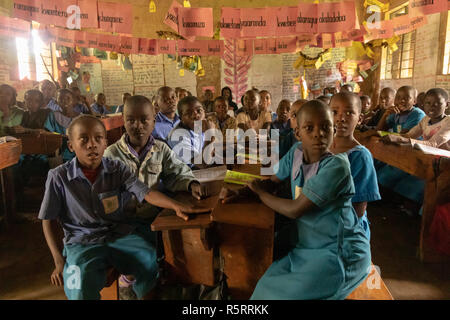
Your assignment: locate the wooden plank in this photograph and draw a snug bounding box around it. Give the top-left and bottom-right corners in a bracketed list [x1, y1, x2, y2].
[162, 228, 215, 286]
[101, 115, 124, 131]
[0, 140, 22, 170]
[151, 209, 213, 231]
[12, 132, 62, 155]
[217, 223, 274, 299]
[346, 265, 394, 300]
[100, 279, 119, 300]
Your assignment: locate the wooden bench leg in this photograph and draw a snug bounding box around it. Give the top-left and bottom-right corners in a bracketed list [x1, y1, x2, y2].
[100, 279, 119, 300]
[346, 264, 394, 300]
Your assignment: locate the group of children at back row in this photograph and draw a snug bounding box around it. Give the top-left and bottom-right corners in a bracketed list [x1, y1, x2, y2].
[1, 79, 449, 300]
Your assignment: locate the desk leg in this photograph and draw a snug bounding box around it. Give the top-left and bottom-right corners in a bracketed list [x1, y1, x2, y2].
[420, 172, 450, 263]
[217, 224, 274, 300]
[0, 167, 16, 226]
[162, 228, 215, 286]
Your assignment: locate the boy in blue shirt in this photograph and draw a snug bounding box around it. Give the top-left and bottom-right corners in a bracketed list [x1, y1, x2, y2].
[39, 114, 210, 300]
[91, 93, 112, 115]
[152, 86, 180, 142]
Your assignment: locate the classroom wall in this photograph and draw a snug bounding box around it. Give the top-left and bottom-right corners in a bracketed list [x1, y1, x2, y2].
[379, 12, 450, 94]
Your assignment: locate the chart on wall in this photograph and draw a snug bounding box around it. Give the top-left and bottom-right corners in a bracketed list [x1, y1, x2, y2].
[78, 62, 103, 101]
[132, 54, 164, 100]
[250, 55, 283, 111]
[101, 59, 134, 106]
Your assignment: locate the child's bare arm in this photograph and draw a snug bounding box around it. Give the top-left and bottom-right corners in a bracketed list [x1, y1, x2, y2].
[352, 202, 367, 218]
[42, 219, 65, 286]
[144, 190, 212, 221]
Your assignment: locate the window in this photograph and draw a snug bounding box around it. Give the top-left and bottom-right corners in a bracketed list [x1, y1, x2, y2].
[381, 5, 416, 80]
[442, 14, 450, 75]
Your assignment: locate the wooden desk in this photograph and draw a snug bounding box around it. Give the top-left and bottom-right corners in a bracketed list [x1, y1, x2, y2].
[356, 134, 450, 263]
[101, 115, 124, 145]
[11, 131, 62, 155]
[151, 165, 275, 299]
[0, 140, 22, 226]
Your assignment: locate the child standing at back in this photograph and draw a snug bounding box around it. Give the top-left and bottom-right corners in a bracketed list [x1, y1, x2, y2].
[329, 92, 381, 240]
[39, 114, 210, 300]
[222, 100, 371, 299]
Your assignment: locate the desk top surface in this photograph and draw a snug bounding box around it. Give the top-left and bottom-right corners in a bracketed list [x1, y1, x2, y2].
[0, 140, 22, 170]
[101, 115, 124, 131]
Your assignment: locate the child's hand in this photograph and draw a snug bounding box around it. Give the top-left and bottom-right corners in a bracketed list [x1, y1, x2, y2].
[50, 259, 65, 286]
[247, 179, 266, 196]
[220, 188, 240, 204]
[382, 134, 409, 145]
[386, 106, 401, 115]
[7, 125, 27, 134]
[190, 182, 209, 200]
[172, 201, 213, 221]
[202, 119, 215, 132]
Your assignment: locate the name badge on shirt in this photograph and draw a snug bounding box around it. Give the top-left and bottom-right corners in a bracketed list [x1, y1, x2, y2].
[102, 195, 119, 214]
[397, 124, 402, 133]
[295, 186, 302, 200]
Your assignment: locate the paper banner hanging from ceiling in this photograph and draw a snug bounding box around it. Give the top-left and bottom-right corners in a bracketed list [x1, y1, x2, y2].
[178, 7, 214, 38]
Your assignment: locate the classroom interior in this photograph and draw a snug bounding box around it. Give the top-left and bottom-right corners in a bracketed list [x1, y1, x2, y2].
[0, 0, 449, 300]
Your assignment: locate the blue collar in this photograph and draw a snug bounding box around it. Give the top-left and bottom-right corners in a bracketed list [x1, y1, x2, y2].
[67, 157, 117, 181]
[156, 112, 180, 123]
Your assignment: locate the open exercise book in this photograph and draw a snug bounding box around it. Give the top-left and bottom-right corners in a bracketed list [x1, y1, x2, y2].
[412, 143, 450, 158]
[192, 165, 263, 185]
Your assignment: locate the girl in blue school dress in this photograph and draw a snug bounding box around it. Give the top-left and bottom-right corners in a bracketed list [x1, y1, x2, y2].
[222, 100, 371, 300]
[329, 92, 381, 241]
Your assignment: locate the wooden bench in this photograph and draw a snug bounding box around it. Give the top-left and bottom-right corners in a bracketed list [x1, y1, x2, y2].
[346, 264, 394, 300]
[101, 115, 124, 145]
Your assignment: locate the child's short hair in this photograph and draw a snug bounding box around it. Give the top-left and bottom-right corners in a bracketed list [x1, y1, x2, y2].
[331, 92, 362, 113]
[94, 92, 105, 100]
[380, 87, 396, 96]
[260, 90, 272, 99]
[25, 89, 44, 102]
[157, 86, 174, 97]
[57, 88, 74, 99]
[67, 114, 106, 138]
[425, 88, 448, 101]
[177, 96, 201, 118]
[0, 84, 17, 106]
[124, 95, 154, 112]
[316, 95, 331, 104]
[277, 99, 291, 110]
[214, 96, 228, 105]
[297, 100, 330, 124]
[397, 86, 415, 97]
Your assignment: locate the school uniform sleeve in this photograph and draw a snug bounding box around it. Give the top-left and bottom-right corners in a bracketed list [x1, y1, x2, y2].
[302, 154, 355, 208]
[410, 116, 450, 149]
[274, 142, 299, 182]
[405, 116, 426, 139]
[385, 114, 395, 130]
[38, 169, 65, 220]
[168, 129, 196, 164]
[348, 148, 381, 203]
[403, 108, 426, 131]
[44, 111, 64, 134]
[159, 142, 197, 192]
[118, 161, 151, 203]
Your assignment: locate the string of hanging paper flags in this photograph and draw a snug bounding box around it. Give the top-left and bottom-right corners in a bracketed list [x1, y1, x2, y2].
[2, 0, 449, 56]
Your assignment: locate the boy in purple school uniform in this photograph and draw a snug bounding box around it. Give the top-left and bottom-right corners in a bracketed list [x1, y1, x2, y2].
[39, 114, 210, 300]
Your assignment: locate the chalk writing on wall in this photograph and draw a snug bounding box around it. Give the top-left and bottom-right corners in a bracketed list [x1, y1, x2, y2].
[133, 64, 164, 87]
[163, 54, 197, 95]
[101, 59, 134, 106]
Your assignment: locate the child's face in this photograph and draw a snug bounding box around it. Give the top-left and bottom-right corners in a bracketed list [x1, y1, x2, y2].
[260, 92, 271, 112]
[423, 93, 446, 120]
[214, 99, 228, 120]
[204, 90, 213, 101]
[68, 120, 107, 169]
[395, 88, 415, 112]
[58, 93, 74, 111]
[0, 86, 14, 109]
[181, 101, 205, 130]
[244, 91, 260, 112]
[330, 97, 360, 138]
[277, 103, 291, 123]
[96, 94, 106, 106]
[25, 92, 43, 113]
[289, 101, 306, 129]
[40, 81, 56, 100]
[361, 98, 371, 114]
[157, 89, 178, 115]
[178, 90, 188, 100]
[295, 108, 333, 160]
[222, 89, 231, 100]
[379, 90, 394, 110]
[124, 103, 155, 146]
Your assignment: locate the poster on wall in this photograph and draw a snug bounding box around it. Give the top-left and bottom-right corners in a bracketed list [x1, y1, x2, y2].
[163, 54, 197, 96]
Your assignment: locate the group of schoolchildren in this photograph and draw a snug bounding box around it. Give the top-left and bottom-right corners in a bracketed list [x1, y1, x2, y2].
[1, 79, 449, 300]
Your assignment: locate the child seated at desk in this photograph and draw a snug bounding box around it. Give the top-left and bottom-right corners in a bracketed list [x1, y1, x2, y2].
[277, 99, 307, 159]
[329, 92, 381, 240]
[91, 93, 112, 116]
[39, 114, 209, 300]
[206, 96, 237, 138]
[359, 87, 395, 131]
[271, 99, 292, 138]
[382, 88, 450, 150]
[222, 100, 371, 300]
[236, 90, 272, 132]
[115, 92, 132, 114]
[0, 84, 24, 136]
[45, 89, 80, 162]
[152, 86, 180, 142]
[167, 96, 216, 169]
[260, 90, 277, 122]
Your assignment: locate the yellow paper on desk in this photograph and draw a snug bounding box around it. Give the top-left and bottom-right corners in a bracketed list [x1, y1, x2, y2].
[224, 170, 262, 185]
[236, 153, 259, 162]
[377, 131, 400, 137]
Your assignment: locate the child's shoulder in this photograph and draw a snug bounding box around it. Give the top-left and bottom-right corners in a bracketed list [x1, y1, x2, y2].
[411, 107, 426, 117]
[320, 153, 351, 174]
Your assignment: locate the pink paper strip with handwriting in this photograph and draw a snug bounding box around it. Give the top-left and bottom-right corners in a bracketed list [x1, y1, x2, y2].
[164, 0, 182, 33]
[409, 0, 447, 17]
[296, 3, 318, 33]
[178, 7, 214, 38]
[220, 7, 241, 38]
[321, 33, 334, 49]
[98, 1, 133, 35]
[266, 38, 277, 54]
[253, 39, 268, 54]
[240, 8, 272, 38]
[410, 15, 427, 31]
[272, 6, 297, 36]
[157, 39, 177, 55]
[206, 40, 224, 56]
[276, 37, 297, 53]
[74, 31, 88, 48]
[236, 39, 254, 56]
[317, 1, 356, 33]
[334, 31, 352, 48]
[78, 0, 99, 28]
[86, 32, 100, 49]
[0, 15, 30, 38]
[177, 40, 208, 56]
[296, 34, 317, 49]
[120, 36, 139, 54]
[13, 0, 41, 22]
[392, 15, 412, 36]
[56, 28, 76, 47]
[97, 34, 120, 52]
